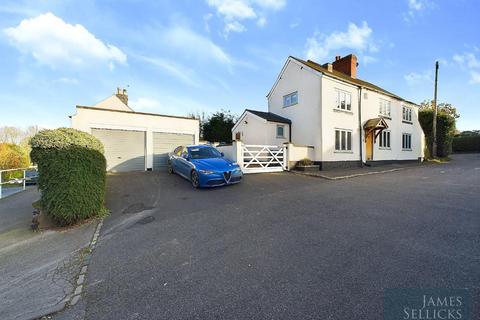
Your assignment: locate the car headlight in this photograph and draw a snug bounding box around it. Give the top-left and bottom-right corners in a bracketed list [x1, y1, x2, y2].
[233, 168, 243, 173]
[199, 169, 215, 175]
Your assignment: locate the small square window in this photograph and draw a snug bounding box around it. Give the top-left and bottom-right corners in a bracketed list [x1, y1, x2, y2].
[283, 92, 298, 107]
[276, 125, 285, 138]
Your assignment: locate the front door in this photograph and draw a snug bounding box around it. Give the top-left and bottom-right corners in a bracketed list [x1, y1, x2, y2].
[365, 131, 373, 161]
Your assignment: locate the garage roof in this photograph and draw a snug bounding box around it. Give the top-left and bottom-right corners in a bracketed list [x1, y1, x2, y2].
[75, 106, 198, 121]
[246, 109, 292, 124]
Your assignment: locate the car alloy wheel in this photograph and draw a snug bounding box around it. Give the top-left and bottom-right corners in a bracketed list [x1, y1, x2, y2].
[191, 170, 200, 188]
[168, 165, 174, 174]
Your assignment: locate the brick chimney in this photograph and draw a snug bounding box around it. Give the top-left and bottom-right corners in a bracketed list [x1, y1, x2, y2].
[332, 54, 358, 78]
[116, 87, 128, 106]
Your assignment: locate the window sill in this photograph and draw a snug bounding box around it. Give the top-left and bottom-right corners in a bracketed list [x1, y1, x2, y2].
[379, 147, 391, 150]
[402, 120, 413, 124]
[283, 102, 298, 108]
[333, 108, 353, 114]
[276, 136, 286, 139]
[379, 115, 392, 120]
[402, 149, 412, 151]
[334, 150, 353, 153]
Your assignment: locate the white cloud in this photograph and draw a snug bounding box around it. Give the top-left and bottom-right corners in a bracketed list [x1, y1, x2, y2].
[224, 21, 247, 35]
[56, 77, 79, 84]
[206, 0, 285, 35]
[404, 0, 433, 22]
[257, 17, 267, 27]
[163, 25, 231, 65]
[404, 71, 432, 85]
[453, 52, 480, 84]
[203, 13, 213, 32]
[253, 0, 286, 10]
[453, 53, 480, 69]
[305, 21, 376, 62]
[136, 55, 201, 87]
[207, 0, 256, 20]
[470, 71, 480, 84]
[3, 12, 126, 69]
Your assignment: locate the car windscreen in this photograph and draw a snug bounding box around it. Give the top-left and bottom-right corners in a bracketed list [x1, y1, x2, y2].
[188, 147, 222, 159]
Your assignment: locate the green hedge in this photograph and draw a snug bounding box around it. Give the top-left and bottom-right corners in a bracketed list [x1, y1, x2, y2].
[452, 136, 480, 153]
[30, 128, 107, 226]
[418, 109, 456, 157]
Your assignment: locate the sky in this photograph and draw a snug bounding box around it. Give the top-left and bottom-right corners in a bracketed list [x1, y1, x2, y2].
[0, 0, 479, 130]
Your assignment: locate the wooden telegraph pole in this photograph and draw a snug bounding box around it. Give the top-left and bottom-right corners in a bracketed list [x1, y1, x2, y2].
[432, 61, 439, 158]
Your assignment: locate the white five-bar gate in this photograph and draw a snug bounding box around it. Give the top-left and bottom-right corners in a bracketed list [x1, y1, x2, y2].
[242, 145, 287, 174]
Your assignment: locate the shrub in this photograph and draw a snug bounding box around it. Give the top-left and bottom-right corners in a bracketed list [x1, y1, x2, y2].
[418, 109, 456, 158]
[452, 136, 480, 153]
[297, 158, 313, 166]
[30, 128, 107, 226]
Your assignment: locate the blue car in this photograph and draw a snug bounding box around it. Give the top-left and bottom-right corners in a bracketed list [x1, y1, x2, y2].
[168, 145, 243, 188]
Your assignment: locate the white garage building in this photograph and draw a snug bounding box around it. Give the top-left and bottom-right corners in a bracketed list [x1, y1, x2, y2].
[70, 89, 199, 172]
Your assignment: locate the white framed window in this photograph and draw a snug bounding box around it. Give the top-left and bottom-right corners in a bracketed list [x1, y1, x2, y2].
[276, 125, 285, 138]
[379, 130, 391, 149]
[335, 129, 352, 151]
[335, 89, 352, 111]
[283, 91, 298, 107]
[379, 99, 391, 117]
[402, 106, 413, 122]
[402, 133, 412, 150]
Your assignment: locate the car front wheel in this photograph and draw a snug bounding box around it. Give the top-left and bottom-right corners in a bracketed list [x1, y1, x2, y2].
[168, 164, 174, 174]
[191, 170, 200, 188]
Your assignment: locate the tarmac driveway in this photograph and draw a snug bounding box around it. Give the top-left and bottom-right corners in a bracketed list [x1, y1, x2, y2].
[58, 154, 480, 319]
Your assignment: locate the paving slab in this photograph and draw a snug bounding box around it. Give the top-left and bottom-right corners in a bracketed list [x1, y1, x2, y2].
[0, 188, 97, 320]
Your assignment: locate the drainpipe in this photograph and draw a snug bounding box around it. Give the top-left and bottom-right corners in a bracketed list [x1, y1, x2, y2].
[288, 123, 292, 143]
[358, 87, 364, 167]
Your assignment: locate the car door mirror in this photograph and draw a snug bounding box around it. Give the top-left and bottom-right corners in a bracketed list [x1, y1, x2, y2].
[220, 152, 224, 157]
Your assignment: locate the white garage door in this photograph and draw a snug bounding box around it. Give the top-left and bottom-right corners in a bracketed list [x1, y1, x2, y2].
[91, 128, 146, 172]
[153, 132, 194, 170]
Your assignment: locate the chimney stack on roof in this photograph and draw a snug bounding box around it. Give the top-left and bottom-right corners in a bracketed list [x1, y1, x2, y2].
[116, 87, 128, 106]
[332, 54, 358, 78]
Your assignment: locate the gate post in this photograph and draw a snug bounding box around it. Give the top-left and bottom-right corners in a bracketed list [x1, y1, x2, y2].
[283, 145, 288, 170]
[233, 140, 244, 168]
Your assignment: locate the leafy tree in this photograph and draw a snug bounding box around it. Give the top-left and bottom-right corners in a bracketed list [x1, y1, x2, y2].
[0, 143, 30, 180]
[418, 102, 458, 158]
[202, 110, 237, 143]
[187, 111, 207, 140]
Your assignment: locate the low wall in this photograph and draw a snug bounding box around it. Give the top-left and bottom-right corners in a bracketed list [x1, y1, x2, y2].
[286, 144, 315, 169]
[216, 145, 234, 161]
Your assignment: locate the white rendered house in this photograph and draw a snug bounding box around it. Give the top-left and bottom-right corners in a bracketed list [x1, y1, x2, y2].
[233, 54, 424, 169]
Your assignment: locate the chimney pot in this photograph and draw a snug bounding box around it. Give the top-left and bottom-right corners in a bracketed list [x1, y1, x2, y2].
[335, 55, 341, 61]
[116, 87, 128, 106]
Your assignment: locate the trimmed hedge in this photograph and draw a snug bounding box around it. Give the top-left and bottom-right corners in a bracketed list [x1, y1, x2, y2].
[418, 109, 456, 157]
[453, 136, 480, 153]
[30, 128, 107, 226]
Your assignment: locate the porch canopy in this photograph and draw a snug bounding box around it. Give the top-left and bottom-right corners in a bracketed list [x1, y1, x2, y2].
[363, 117, 388, 142]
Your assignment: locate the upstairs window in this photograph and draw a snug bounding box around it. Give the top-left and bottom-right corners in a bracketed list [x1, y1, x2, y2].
[335, 89, 352, 111]
[335, 129, 352, 151]
[379, 99, 391, 117]
[403, 106, 413, 122]
[276, 125, 285, 138]
[283, 92, 298, 107]
[402, 133, 412, 150]
[379, 130, 391, 149]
